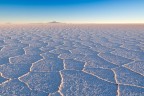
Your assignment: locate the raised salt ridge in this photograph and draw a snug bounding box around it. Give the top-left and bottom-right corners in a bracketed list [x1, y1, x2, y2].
[0, 24, 144, 96]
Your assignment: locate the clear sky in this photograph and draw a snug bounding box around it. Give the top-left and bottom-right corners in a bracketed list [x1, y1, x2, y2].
[0, 0, 144, 23]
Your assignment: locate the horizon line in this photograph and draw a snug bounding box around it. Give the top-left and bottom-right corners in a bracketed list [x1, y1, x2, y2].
[0, 23, 144, 25]
[1, 22, 144, 25]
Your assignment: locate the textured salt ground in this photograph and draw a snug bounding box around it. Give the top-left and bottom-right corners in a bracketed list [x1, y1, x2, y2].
[0, 24, 144, 96]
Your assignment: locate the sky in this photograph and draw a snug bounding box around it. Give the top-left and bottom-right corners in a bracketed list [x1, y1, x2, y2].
[0, 0, 144, 23]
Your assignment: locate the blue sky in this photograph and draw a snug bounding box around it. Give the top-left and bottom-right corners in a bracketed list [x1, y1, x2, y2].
[0, 0, 144, 23]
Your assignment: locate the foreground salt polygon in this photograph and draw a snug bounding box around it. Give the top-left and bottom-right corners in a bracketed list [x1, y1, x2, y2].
[0, 24, 144, 96]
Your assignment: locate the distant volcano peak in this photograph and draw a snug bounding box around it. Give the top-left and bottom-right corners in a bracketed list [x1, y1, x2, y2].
[49, 21, 60, 23]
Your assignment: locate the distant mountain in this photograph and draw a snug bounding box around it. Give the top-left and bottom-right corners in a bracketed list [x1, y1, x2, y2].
[49, 21, 60, 23]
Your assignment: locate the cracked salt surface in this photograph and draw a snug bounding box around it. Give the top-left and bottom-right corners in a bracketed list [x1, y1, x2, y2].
[19, 72, 61, 93]
[0, 24, 144, 96]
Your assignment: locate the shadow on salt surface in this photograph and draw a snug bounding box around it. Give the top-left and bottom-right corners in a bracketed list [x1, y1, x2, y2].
[4, 39, 20, 44]
[31, 90, 48, 96]
[113, 67, 144, 87]
[0, 41, 27, 60]
[49, 48, 71, 55]
[31, 58, 63, 72]
[91, 36, 121, 49]
[64, 59, 85, 70]
[58, 53, 86, 62]
[0, 79, 31, 96]
[60, 70, 117, 96]
[24, 47, 42, 55]
[3, 41, 28, 49]
[98, 52, 133, 66]
[80, 40, 95, 47]
[0, 40, 4, 46]
[121, 44, 143, 52]
[90, 43, 114, 53]
[111, 47, 144, 61]
[63, 40, 75, 46]
[124, 61, 144, 76]
[0, 57, 9, 65]
[0, 63, 31, 79]
[70, 47, 98, 56]
[0, 46, 2, 50]
[41, 52, 59, 59]
[56, 44, 76, 50]
[46, 40, 64, 48]
[84, 54, 118, 69]
[119, 85, 144, 96]
[73, 42, 90, 49]
[49, 92, 61, 96]
[83, 68, 115, 83]
[19, 72, 61, 93]
[9, 54, 42, 64]
[23, 40, 47, 48]
[40, 46, 56, 52]
[0, 74, 8, 84]
[18, 36, 32, 41]
[0, 46, 25, 64]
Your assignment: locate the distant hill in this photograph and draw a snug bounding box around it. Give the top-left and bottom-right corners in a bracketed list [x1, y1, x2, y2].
[49, 21, 61, 23]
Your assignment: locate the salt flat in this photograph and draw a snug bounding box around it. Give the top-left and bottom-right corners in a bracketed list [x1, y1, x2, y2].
[0, 24, 144, 96]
